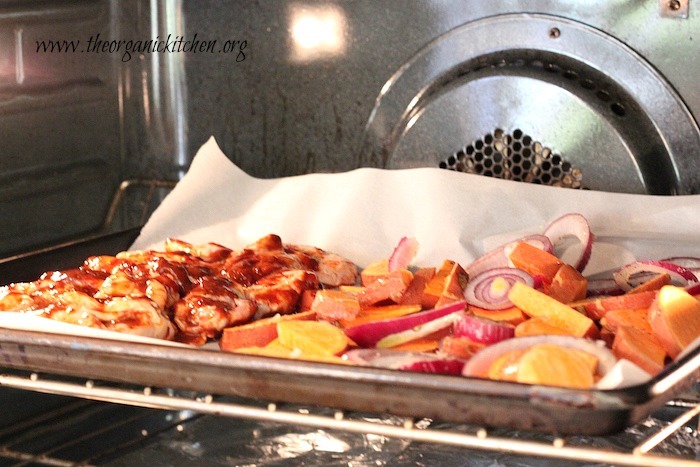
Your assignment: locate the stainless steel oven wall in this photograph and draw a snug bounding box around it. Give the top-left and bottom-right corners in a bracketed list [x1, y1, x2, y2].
[2, 0, 700, 256]
[0, 0, 121, 257]
[180, 1, 700, 192]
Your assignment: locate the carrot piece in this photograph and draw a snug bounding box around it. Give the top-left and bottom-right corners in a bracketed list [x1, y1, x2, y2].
[612, 326, 666, 376]
[358, 269, 413, 307]
[514, 318, 571, 337]
[508, 282, 598, 338]
[544, 264, 588, 303]
[219, 310, 317, 351]
[628, 273, 671, 294]
[311, 289, 361, 321]
[399, 267, 436, 306]
[337, 304, 421, 328]
[277, 320, 349, 356]
[600, 308, 652, 335]
[570, 290, 657, 321]
[507, 242, 563, 285]
[470, 306, 528, 325]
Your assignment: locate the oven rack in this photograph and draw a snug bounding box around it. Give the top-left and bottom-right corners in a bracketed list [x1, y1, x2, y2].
[1, 370, 698, 466]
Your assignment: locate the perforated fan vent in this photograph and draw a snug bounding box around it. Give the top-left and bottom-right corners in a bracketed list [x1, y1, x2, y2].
[440, 129, 586, 189]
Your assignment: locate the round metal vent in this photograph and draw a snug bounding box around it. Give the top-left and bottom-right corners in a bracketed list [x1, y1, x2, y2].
[440, 128, 585, 189]
[360, 13, 700, 194]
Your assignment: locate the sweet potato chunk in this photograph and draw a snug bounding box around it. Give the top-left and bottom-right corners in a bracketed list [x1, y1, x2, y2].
[219, 310, 317, 351]
[358, 269, 413, 307]
[649, 285, 700, 359]
[422, 260, 468, 309]
[311, 289, 361, 321]
[572, 291, 657, 321]
[612, 326, 666, 376]
[600, 308, 652, 335]
[516, 344, 597, 389]
[508, 242, 562, 285]
[514, 318, 570, 337]
[508, 282, 598, 338]
[545, 264, 588, 303]
[399, 267, 436, 306]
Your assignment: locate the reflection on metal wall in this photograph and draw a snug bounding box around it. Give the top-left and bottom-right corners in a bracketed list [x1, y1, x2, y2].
[1, 0, 700, 254]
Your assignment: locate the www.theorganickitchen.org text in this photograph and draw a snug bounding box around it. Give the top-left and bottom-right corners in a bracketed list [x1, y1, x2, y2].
[35, 34, 247, 62]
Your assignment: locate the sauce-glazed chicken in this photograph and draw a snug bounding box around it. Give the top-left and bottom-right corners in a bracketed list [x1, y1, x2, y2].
[0, 234, 359, 345]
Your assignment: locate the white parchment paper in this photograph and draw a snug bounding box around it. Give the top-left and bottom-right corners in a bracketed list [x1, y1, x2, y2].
[8, 136, 700, 387]
[133, 137, 700, 277]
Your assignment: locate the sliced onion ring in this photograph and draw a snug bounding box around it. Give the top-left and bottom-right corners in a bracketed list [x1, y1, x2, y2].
[453, 314, 515, 345]
[388, 236, 419, 272]
[462, 335, 617, 379]
[344, 348, 465, 375]
[613, 260, 698, 292]
[465, 235, 552, 278]
[662, 256, 700, 274]
[464, 267, 534, 310]
[543, 213, 594, 273]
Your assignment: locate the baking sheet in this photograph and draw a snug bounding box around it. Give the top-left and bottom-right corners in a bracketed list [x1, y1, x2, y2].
[2, 136, 700, 434]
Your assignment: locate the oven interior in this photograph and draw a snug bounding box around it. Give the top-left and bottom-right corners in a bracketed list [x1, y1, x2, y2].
[1, 0, 699, 464]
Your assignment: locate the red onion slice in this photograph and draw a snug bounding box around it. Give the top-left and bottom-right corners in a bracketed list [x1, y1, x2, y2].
[453, 314, 515, 345]
[344, 301, 467, 348]
[465, 235, 553, 278]
[344, 348, 465, 375]
[613, 260, 698, 292]
[586, 278, 624, 297]
[463, 267, 534, 310]
[543, 213, 594, 272]
[462, 335, 617, 379]
[376, 311, 463, 348]
[388, 237, 419, 272]
[662, 257, 700, 276]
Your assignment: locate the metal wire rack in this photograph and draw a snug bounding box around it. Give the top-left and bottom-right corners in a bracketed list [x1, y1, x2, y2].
[0, 370, 697, 466]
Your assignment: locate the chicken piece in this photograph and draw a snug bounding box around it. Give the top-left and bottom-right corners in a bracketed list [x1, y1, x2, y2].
[244, 269, 319, 318]
[39, 291, 108, 329]
[99, 297, 177, 339]
[174, 276, 257, 344]
[164, 238, 232, 263]
[289, 245, 359, 287]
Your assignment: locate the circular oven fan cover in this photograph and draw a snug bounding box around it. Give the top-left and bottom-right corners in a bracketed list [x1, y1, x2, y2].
[361, 14, 700, 195]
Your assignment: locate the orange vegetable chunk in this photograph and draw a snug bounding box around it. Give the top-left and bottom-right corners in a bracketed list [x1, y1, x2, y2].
[360, 259, 390, 286]
[571, 290, 657, 321]
[470, 306, 528, 325]
[600, 308, 652, 335]
[649, 285, 700, 359]
[628, 273, 671, 294]
[508, 282, 598, 338]
[219, 310, 317, 351]
[612, 326, 666, 376]
[514, 318, 571, 337]
[545, 264, 588, 303]
[337, 304, 421, 328]
[507, 242, 563, 285]
[277, 320, 349, 356]
[422, 260, 468, 309]
[516, 344, 597, 389]
[358, 269, 413, 307]
[439, 335, 484, 359]
[311, 289, 361, 321]
[399, 267, 436, 306]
